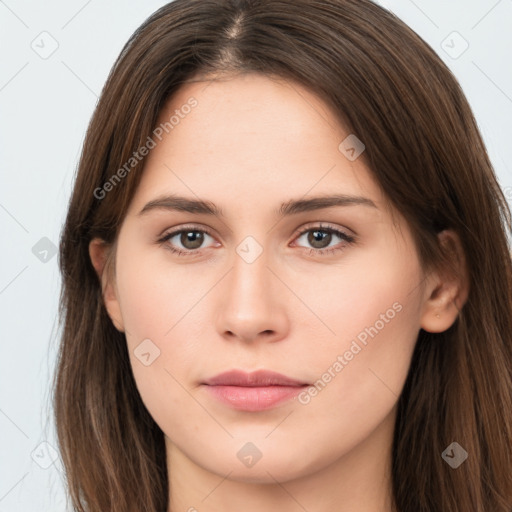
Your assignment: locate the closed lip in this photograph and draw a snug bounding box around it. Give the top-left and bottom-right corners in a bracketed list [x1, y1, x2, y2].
[202, 369, 309, 387]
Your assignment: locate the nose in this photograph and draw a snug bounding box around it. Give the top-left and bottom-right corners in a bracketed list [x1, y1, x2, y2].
[215, 246, 289, 344]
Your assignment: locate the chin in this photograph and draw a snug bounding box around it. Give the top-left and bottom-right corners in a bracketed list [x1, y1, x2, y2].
[193, 441, 326, 485]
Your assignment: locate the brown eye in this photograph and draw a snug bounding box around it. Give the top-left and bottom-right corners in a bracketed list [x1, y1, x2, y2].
[307, 229, 333, 249]
[158, 227, 216, 256]
[179, 231, 204, 250]
[294, 225, 355, 256]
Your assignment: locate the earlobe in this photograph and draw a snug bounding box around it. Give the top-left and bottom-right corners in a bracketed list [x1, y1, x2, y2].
[420, 230, 470, 334]
[88, 238, 125, 333]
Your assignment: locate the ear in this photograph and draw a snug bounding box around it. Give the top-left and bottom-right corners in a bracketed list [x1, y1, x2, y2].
[89, 238, 125, 333]
[420, 230, 469, 333]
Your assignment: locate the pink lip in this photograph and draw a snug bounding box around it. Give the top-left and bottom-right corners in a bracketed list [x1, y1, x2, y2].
[202, 370, 309, 411]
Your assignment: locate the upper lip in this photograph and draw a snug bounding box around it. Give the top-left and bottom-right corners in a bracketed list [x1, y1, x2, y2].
[202, 370, 309, 387]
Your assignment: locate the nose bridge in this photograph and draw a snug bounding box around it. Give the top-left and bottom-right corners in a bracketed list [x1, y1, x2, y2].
[229, 238, 273, 316]
[215, 235, 288, 342]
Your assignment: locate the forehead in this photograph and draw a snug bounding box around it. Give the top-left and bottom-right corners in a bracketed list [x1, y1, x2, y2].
[159, 71, 345, 156]
[127, 72, 388, 219]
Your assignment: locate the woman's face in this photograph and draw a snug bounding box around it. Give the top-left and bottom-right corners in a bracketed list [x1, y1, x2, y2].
[100, 72, 432, 484]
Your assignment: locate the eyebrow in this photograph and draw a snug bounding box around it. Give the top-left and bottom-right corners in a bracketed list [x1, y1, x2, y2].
[137, 193, 377, 218]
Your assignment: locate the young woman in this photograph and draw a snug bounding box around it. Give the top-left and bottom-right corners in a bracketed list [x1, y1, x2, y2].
[53, 0, 512, 511]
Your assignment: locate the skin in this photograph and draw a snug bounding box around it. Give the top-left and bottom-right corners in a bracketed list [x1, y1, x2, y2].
[89, 72, 468, 512]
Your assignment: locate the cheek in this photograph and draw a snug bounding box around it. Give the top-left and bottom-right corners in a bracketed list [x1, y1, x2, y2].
[296, 252, 423, 425]
[115, 251, 210, 437]
[116, 245, 203, 341]
[114, 245, 207, 382]
[296, 246, 422, 353]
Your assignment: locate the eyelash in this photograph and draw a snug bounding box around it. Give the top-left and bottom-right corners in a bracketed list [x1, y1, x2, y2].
[157, 223, 356, 258]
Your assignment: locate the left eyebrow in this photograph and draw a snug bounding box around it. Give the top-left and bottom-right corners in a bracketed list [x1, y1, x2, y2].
[277, 194, 378, 216]
[137, 193, 378, 218]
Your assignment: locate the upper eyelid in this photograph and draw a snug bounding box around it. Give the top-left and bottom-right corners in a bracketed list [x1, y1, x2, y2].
[161, 222, 351, 236]
[295, 222, 353, 236]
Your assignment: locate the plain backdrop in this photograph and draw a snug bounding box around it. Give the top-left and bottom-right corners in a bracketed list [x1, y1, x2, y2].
[1, 0, 511, 510]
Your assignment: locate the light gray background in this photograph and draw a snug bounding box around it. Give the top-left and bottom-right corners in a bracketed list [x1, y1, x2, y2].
[1, 0, 511, 510]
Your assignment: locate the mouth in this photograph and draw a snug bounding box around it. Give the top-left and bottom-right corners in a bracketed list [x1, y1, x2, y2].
[201, 369, 310, 411]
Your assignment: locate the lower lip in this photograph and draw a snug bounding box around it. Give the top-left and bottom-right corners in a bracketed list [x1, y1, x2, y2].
[203, 385, 307, 411]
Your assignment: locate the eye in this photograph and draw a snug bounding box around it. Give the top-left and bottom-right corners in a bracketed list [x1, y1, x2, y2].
[157, 225, 217, 256]
[157, 223, 356, 257]
[292, 223, 355, 256]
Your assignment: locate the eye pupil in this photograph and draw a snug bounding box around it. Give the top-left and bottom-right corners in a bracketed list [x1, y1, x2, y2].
[181, 231, 204, 249]
[308, 230, 332, 249]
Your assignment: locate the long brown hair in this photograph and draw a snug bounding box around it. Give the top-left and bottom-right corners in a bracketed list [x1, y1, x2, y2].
[53, 0, 512, 510]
